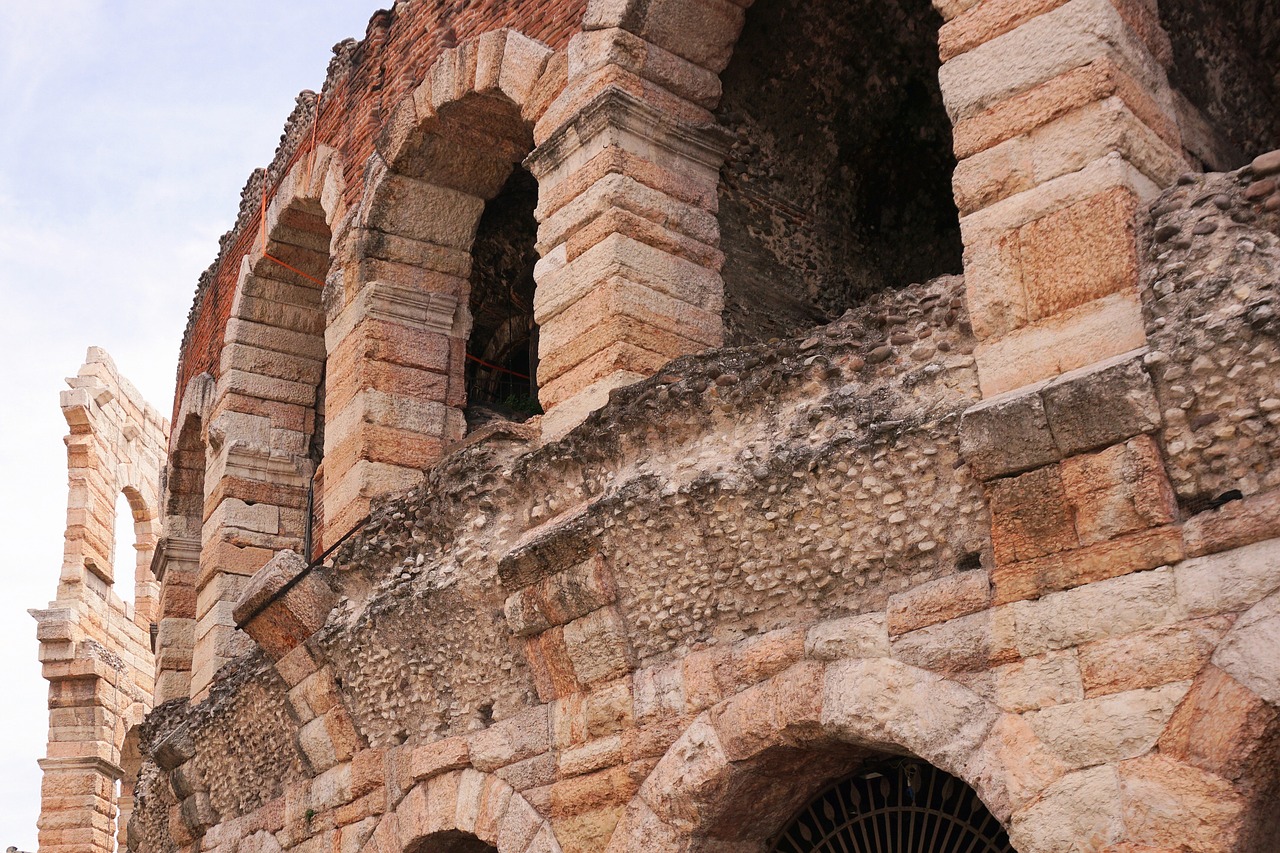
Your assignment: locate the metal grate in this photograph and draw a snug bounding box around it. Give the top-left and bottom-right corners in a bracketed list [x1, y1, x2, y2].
[771, 762, 1015, 853]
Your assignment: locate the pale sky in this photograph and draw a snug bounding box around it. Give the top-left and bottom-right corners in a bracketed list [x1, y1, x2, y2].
[0, 3, 381, 845]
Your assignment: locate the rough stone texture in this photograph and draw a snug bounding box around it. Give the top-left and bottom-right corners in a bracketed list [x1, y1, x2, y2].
[714, 0, 962, 343]
[31, 0, 1280, 850]
[1141, 165, 1280, 507]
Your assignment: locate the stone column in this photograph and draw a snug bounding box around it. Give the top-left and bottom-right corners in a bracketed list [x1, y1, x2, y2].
[935, 0, 1187, 397]
[526, 28, 733, 439]
[322, 199, 473, 545]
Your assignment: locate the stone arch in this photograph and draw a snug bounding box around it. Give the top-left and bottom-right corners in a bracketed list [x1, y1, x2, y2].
[114, 483, 160, 618]
[154, 372, 214, 703]
[323, 28, 563, 532]
[605, 658, 1067, 852]
[362, 768, 562, 853]
[194, 148, 345, 698]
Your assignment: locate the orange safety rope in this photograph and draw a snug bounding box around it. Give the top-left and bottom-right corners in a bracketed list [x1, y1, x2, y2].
[466, 352, 531, 380]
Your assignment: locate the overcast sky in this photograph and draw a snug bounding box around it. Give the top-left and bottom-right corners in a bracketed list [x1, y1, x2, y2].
[0, 3, 381, 845]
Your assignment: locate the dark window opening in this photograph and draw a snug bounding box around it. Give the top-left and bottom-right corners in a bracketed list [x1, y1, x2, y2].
[465, 165, 541, 430]
[717, 0, 962, 344]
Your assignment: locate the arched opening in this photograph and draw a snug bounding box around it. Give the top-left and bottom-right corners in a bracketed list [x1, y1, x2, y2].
[155, 411, 205, 702]
[112, 491, 136, 606]
[771, 761, 1015, 853]
[464, 163, 541, 429]
[715, 0, 962, 343]
[250, 191, 332, 554]
[407, 831, 497, 853]
[1158, 0, 1280, 169]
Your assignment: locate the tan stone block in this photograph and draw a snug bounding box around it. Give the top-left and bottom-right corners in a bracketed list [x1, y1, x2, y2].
[563, 607, 635, 687]
[940, 0, 1068, 62]
[1158, 665, 1278, 781]
[938, 0, 1168, 122]
[567, 27, 721, 110]
[888, 571, 992, 635]
[975, 290, 1147, 396]
[708, 661, 824, 762]
[995, 649, 1084, 712]
[539, 370, 648, 441]
[1019, 186, 1141, 324]
[493, 789, 544, 851]
[323, 424, 446, 476]
[632, 662, 684, 724]
[533, 232, 723, 326]
[472, 774, 514, 843]
[1012, 566, 1176, 656]
[1172, 538, 1280, 620]
[1025, 681, 1189, 768]
[965, 712, 1067, 820]
[636, 717, 729, 832]
[1008, 765, 1124, 852]
[410, 737, 470, 782]
[804, 612, 890, 661]
[992, 525, 1184, 605]
[584, 0, 746, 72]
[361, 171, 484, 249]
[1078, 617, 1230, 697]
[1118, 754, 1242, 853]
[891, 607, 1021, 673]
[538, 342, 667, 409]
[987, 465, 1079, 564]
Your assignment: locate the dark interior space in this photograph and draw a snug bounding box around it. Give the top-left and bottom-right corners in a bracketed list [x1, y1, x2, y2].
[464, 165, 541, 428]
[715, 0, 963, 344]
[1160, 0, 1280, 168]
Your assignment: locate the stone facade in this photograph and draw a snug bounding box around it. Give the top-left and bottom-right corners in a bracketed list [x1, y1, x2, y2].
[33, 0, 1280, 851]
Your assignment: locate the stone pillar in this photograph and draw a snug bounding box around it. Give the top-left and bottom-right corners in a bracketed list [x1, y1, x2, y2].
[525, 28, 732, 439]
[935, 0, 1188, 397]
[154, 536, 199, 704]
[33, 349, 164, 852]
[193, 246, 328, 699]
[322, 214, 471, 544]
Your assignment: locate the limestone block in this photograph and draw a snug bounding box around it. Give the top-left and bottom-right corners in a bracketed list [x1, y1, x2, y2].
[534, 233, 723, 326]
[1118, 754, 1242, 853]
[410, 737, 470, 782]
[1077, 616, 1230, 697]
[975, 291, 1148, 397]
[887, 570, 992, 635]
[469, 707, 552, 774]
[708, 661, 824, 762]
[232, 550, 336, 661]
[986, 466, 1078, 564]
[563, 607, 635, 686]
[361, 171, 485, 249]
[938, 0, 1169, 123]
[1173, 538, 1280, 620]
[1011, 566, 1176, 656]
[632, 663, 684, 724]
[823, 658, 999, 774]
[637, 717, 729, 832]
[1183, 489, 1280, 558]
[504, 556, 616, 637]
[1025, 681, 1189, 769]
[1040, 349, 1159, 456]
[992, 525, 1184, 605]
[960, 383, 1057, 480]
[494, 790, 544, 851]
[1018, 187, 1141, 324]
[890, 607, 1020, 673]
[1211, 590, 1280, 705]
[964, 713, 1066, 821]
[995, 650, 1084, 712]
[804, 613, 890, 661]
[1008, 765, 1124, 853]
[567, 28, 721, 109]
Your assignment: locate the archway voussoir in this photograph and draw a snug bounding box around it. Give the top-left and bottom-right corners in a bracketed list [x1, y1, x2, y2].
[475, 29, 511, 94]
[822, 657, 1000, 778]
[474, 773, 515, 843]
[495, 791, 544, 852]
[498, 31, 554, 110]
[454, 766, 486, 835]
